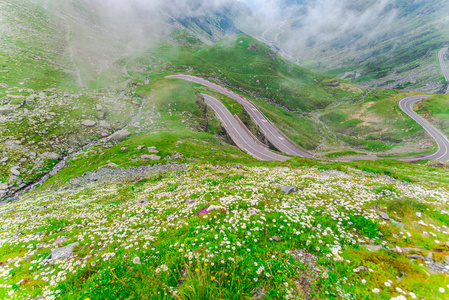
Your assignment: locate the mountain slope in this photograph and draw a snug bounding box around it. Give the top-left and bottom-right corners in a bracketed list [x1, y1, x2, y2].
[249, 0, 449, 93]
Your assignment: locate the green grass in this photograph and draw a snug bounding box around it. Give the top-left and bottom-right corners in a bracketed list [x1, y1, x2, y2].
[416, 94, 449, 136]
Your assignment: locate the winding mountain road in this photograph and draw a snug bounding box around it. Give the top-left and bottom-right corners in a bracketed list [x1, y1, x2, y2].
[438, 48, 449, 94]
[166, 75, 314, 158]
[202, 94, 289, 161]
[398, 95, 449, 162]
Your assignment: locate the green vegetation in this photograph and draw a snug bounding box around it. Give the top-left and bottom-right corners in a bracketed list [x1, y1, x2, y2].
[317, 90, 435, 154]
[416, 94, 449, 136]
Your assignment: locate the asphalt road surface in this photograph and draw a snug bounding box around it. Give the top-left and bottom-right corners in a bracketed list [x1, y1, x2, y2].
[166, 75, 314, 158]
[438, 48, 449, 94]
[202, 94, 289, 161]
[399, 95, 449, 162]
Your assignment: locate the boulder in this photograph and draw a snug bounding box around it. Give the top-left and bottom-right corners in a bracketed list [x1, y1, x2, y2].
[41, 152, 59, 160]
[141, 154, 161, 161]
[44, 242, 79, 263]
[281, 186, 296, 194]
[81, 120, 96, 127]
[378, 211, 390, 221]
[108, 129, 130, 142]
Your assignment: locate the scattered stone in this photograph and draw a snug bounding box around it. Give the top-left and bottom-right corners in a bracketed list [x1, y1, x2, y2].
[96, 104, 103, 111]
[97, 110, 106, 120]
[120, 147, 128, 152]
[0, 83, 8, 88]
[10, 167, 20, 176]
[407, 254, 426, 261]
[108, 129, 131, 142]
[81, 120, 96, 127]
[44, 242, 79, 263]
[370, 205, 381, 211]
[0, 157, 9, 163]
[0, 70, 9, 73]
[271, 236, 282, 242]
[416, 212, 422, 218]
[167, 152, 184, 160]
[378, 211, 391, 221]
[147, 146, 159, 153]
[135, 145, 145, 150]
[12, 232, 22, 238]
[99, 120, 111, 130]
[105, 163, 118, 168]
[141, 154, 161, 161]
[41, 152, 60, 160]
[281, 186, 296, 194]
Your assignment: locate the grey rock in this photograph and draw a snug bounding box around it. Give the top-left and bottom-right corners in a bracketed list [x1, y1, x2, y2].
[281, 186, 296, 194]
[96, 104, 103, 111]
[0, 157, 8, 163]
[167, 152, 184, 160]
[147, 146, 159, 153]
[99, 120, 111, 130]
[45, 242, 79, 262]
[370, 205, 381, 211]
[41, 152, 59, 160]
[81, 120, 96, 127]
[105, 163, 118, 168]
[108, 129, 130, 142]
[271, 236, 282, 242]
[10, 167, 20, 176]
[407, 254, 425, 261]
[0, 70, 9, 73]
[135, 145, 145, 150]
[141, 154, 161, 161]
[416, 212, 422, 218]
[0, 190, 6, 197]
[0, 183, 8, 190]
[120, 147, 128, 152]
[378, 211, 390, 221]
[97, 110, 106, 120]
[0, 83, 8, 88]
